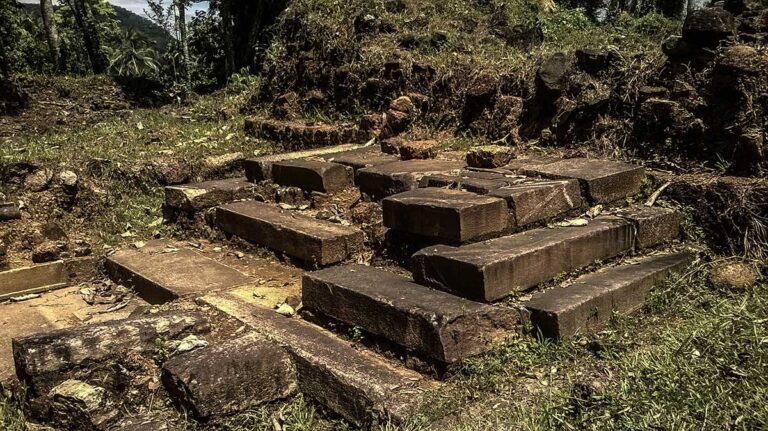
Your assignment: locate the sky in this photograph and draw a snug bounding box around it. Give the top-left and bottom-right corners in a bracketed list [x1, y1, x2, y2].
[19, 0, 210, 18]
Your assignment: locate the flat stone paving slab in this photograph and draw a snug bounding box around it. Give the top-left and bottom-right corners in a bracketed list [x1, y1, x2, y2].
[0, 260, 69, 301]
[271, 159, 353, 193]
[201, 293, 437, 427]
[164, 178, 257, 212]
[383, 188, 508, 243]
[216, 201, 364, 266]
[105, 243, 252, 304]
[244, 144, 364, 181]
[524, 251, 694, 339]
[519, 158, 645, 204]
[303, 264, 520, 363]
[357, 159, 466, 199]
[412, 216, 636, 302]
[489, 179, 583, 227]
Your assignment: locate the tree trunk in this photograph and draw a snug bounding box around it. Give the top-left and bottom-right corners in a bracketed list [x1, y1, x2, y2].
[68, 0, 108, 74]
[176, 0, 192, 90]
[40, 0, 61, 70]
[221, 0, 235, 78]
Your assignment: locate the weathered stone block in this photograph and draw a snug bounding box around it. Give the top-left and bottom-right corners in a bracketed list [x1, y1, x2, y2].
[618, 206, 681, 249]
[0, 261, 69, 301]
[201, 294, 437, 427]
[0, 202, 21, 221]
[164, 178, 257, 212]
[303, 265, 520, 363]
[162, 333, 297, 419]
[489, 179, 583, 226]
[271, 160, 353, 193]
[49, 380, 118, 431]
[412, 216, 635, 302]
[357, 160, 465, 199]
[216, 201, 364, 266]
[466, 145, 516, 168]
[383, 188, 508, 243]
[243, 144, 363, 182]
[524, 252, 693, 339]
[520, 158, 645, 204]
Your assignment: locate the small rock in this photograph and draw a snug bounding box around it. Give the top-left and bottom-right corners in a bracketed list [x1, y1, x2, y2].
[41, 222, 68, 241]
[710, 261, 759, 291]
[25, 169, 53, 192]
[49, 380, 118, 431]
[284, 294, 302, 310]
[174, 335, 209, 354]
[59, 170, 79, 189]
[466, 145, 516, 168]
[32, 241, 61, 263]
[275, 303, 295, 317]
[0, 202, 21, 221]
[399, 140, 439, 160]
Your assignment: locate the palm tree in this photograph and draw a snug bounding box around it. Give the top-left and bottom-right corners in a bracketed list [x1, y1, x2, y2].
[105, 28, 159, 77]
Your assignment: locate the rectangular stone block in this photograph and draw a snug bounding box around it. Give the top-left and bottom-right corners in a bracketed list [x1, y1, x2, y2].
[271, 159, 353, 193]
[618, 206, 681, 249]
[382, 188, 508, 243]
[303, 264, 520, 363]
[0, 261, 68, 301]
[216, 201, 364, 266]
[524, 252, 694, 339]
[520, 158, 645, 204]
[357, 160, 466, 199]
[321, 147, 399, 173]
[162, 333, 297, 419]
[243, 144, 363, 181]
[488, 179, 583, 226]
[411, 216, 635, 302]
[201, 294, 437, 426]
[164, 178, 257, 212]
[105, 244, 252, 304]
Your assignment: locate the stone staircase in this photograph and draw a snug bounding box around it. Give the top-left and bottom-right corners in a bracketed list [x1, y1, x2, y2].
[13, 141, 697, 429]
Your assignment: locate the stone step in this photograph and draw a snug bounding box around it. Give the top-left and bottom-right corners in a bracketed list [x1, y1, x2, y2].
[271, 159, 353, 193]
[0, 261, 69, 301]
[244, 143, 365, 182]
[488, 179, 583, 227]
[411, 216, 636, 302]
[523, 251, 694, 339]
[382, 188, 509, 243]
[519, 158, 645, 204]
[302, 264, 521, 363]
[164, 178, 257, 213]
[105, 241, 252, 304]
[201, 293, 437, 427]
[216, 201, 364, 266]
[357, 159, 466, 199]
[321, 147, 399, 174]
[420, 171, 583, 227]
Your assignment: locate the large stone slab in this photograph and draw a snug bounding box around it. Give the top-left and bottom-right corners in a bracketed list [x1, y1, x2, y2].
[0, 261, 69, 300]
[105, 245, 252, 304]
[243, 144, 364, 182]
[201, 294, 437, 426]
[382, 188, 508, 243]
[271, 159, 353, 193]
[489, 179, 583, 227]
[519, 158, 645, 203]
[524, 252, 694, 339]
[618, 206, 681, 249]
[412, 216, 635, 302]
[162, 333, 297, 419]
[357, 160, 466, 199]
[164, 178, 257, 212]
[303, 264, 520, 363]
[216, 201, 364, 266]
[13, 312, 210, 397]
